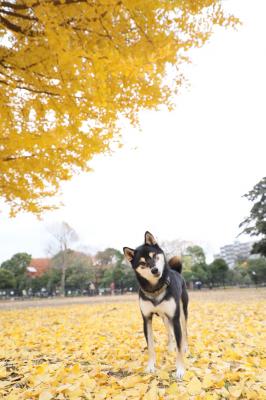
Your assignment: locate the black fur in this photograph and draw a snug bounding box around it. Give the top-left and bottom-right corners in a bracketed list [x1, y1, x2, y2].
[126, 242, 188, 313]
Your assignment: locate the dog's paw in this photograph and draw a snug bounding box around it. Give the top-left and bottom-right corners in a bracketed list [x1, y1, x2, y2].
[145, 362, 156, 373]
[175, 366, 185, 380]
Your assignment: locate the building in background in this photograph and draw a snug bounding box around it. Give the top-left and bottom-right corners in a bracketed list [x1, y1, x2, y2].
[214, 241, 253, 268]
[27, 258, 51, 278]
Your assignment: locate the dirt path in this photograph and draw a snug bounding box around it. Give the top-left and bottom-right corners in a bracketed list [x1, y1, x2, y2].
[0, 288, 265, 310]
[0, 294, 138, 310]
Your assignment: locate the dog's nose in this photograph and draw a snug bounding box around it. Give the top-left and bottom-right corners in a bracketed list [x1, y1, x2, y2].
[151, 267, 159, 275]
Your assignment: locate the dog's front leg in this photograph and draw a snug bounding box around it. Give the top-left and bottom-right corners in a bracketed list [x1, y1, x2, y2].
[143, 315, 155, 373]
[163, 316, 175, 352]
[172, 316, 185, 380]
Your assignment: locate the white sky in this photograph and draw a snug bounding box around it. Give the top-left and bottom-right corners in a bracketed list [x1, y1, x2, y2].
[0, 0, 265, 263]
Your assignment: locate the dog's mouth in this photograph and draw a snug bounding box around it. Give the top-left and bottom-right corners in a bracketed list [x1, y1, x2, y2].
[152, 272, 160, 278]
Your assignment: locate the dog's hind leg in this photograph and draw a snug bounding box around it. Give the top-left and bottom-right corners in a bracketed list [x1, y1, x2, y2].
[172, 315, 185, 380]
[181, 286, 189, 353]
[179, 300, 188, 354]
[143, 315, 156, 373]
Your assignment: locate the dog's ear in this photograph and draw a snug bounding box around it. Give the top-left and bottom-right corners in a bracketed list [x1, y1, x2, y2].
[123, 247, 135, 262]
[144, 231, 157, 246]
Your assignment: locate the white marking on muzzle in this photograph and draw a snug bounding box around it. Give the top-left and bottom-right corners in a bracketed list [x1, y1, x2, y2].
[155, 254, 165, 278]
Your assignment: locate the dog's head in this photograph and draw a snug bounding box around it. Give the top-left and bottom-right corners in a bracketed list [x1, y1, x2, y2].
[123, 232, 166, 285]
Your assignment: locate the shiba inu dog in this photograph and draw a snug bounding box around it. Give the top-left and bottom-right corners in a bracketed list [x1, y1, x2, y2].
[123, 231, 188, 379]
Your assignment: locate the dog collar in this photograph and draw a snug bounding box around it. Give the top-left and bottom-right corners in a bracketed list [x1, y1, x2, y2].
[140, 275, 170, 298]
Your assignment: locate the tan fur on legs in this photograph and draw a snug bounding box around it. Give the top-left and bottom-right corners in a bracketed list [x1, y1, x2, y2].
[163, 316, 175, 352]
[180, 300, 188, 353]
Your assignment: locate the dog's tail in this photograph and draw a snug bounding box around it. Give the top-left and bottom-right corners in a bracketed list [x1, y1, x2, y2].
[168, 256, 182, 273]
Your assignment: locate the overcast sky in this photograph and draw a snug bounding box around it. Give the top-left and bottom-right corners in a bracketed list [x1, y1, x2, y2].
[0, 0, 265, 263]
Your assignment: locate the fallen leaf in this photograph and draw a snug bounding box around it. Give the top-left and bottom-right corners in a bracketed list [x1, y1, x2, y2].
[39, 390, 53, 400]
[187, 376, 202, 395]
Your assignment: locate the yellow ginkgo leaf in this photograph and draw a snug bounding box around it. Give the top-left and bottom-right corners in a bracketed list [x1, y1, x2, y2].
[0, 367, 8, 378]
[167, 382, 179, 395]
[183, 370, 195, 381]
[228, 386, 243, 399]
[144, 385, 158, 400]
[158, 370, 169, 380]
[118, 375, 143, 389]
[187, 376, 202, 395]
[202, 374, 215, 389]
[39, 390, 53, 400]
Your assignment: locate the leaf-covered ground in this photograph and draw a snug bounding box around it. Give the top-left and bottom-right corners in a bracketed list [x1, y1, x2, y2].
[0, 290, 265, 399]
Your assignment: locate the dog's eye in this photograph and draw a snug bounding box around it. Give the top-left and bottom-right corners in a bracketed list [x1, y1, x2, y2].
[139, 261, 146, 268]
[155, 255, 160, 261]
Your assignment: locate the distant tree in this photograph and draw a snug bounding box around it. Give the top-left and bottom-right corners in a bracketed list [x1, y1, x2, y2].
[182, 255, 194, 274]
[52, 248, 95, 294]
[209, 258, 229, 287]
[65, 264, 93, 293]
[122, 266, 138, 291]
[182, 269, 193, 284]
[226, 268, 237, 285]
[47, 222, 79, 296]
[1, 253, 31, 275]
[98, 249, 137, 291]
[109, 263, 126, 289]
[52, 249, 92, 270]
[1, 253, 31, 293]
[100, 268, 115, 289]
[191, 262, 210, 285]
[239, 177, 266, 257]
[93, 248, 123, 287]
[30, 268, 61, 295]
[186, 246, 206, 265]
[0, 269, 16, 290]
[45, 268, 62, 294]
[232, 262, 249, 285]
[95, 248, 123, 266]
[100, 262, 137, 291]
[247, 258, 266, 284]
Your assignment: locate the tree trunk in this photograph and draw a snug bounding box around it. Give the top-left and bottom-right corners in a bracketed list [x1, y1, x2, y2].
[60, 247, 66, 296]
[61, 264, 66, 296]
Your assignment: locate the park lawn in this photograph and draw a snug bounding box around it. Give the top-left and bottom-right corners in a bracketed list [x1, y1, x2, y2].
[0, 291, 265, 399]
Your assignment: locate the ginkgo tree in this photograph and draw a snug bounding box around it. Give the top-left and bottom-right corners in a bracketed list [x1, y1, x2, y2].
[0, 0, 238, 215]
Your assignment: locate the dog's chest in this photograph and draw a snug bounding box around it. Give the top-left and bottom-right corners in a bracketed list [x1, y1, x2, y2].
[139, 296, 176, 318]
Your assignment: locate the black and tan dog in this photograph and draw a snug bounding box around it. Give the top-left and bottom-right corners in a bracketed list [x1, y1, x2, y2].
[123, 231, 188, 379]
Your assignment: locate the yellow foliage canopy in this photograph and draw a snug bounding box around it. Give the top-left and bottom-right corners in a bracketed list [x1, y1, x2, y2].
[0, 0, 238, 214]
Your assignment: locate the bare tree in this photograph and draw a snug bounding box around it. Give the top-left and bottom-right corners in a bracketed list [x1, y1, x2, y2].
[47, 222, 79, 296]
[160, 239, 195, 260]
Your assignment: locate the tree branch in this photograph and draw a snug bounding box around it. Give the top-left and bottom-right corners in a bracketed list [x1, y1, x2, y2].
[0, 14, 25, 33]
[0, 9, 38, 21]
[0, 0, 90, 11]
[2, 154, 37, 162]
